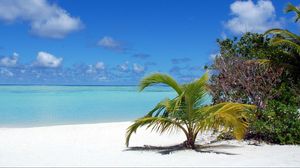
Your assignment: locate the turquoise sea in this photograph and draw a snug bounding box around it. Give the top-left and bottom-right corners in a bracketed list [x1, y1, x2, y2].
[0, 86, 175, 127]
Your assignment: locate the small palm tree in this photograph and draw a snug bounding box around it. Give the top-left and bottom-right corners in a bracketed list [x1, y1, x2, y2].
[126, 73, 256, 149]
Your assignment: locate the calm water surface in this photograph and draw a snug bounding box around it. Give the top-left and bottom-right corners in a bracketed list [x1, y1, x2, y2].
[0, 86, 175, 127]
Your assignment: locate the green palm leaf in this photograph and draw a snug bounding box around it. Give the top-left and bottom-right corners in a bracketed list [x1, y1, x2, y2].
[197, 103, 256, 140]
[139, 73, 182, 94]
[271, 38, 300, 55]
[264, 23, 300, 73]
[285, 3, 300, 22]
[265, 29, 300, 42]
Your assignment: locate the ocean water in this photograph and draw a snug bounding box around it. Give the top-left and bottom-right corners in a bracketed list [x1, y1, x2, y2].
[0, 86, 176, 127]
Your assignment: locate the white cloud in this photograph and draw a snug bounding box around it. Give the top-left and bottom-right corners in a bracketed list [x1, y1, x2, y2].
[225, 0, 282, 34]
[119, 61, 129, 71]
[13, 52, 19, 57]
[86, 62, 105, 74]
[35, 51, 63, 68]
[221, 32, 227, 39]
[95, 61, 105, 70]
[97, 36, 125, 52]
[86, 65, 96, 74]
[210, 53, 219, 60]
[133, 63, 144, 73]
[97, 76, 108, 81]
[0, 68, 14, 77]
[0, 0, 82, 38]
[0, 52, 19, 67]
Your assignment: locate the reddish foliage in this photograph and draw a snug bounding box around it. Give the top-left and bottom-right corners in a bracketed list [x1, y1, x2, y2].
[209, 57, 284, 109]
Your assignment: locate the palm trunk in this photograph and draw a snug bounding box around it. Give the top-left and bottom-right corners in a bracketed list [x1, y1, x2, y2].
[183, 131, 196, 149]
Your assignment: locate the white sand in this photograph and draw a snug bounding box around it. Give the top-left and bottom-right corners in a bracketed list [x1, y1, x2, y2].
[0, 122, 299, 167]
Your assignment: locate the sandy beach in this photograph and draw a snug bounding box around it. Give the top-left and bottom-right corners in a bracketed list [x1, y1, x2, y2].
[0, 122, 299, 167]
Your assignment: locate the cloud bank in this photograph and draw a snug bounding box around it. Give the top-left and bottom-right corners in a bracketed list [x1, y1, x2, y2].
[0, 53, 151, 85]
[0, 52, 19, 67]
[0, 0, 82, 38]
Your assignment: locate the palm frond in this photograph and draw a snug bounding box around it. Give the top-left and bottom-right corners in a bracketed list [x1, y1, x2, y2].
[182, 73, 209, 121]
[139, 73, 182, 94]
[265, 29, 300, 42]
[145, 95, 188, 118]
[125, 117, 187, 147]
[144, 98, 172, 117]
[285, 3, 300, 22]
[184, 72, 209, 107]
[271, 38, 300, 55]
[196, 103, 256, 140]
[253, 59, 271, 64]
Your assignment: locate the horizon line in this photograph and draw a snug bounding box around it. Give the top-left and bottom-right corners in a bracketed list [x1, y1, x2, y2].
[0, 84, 170, 87]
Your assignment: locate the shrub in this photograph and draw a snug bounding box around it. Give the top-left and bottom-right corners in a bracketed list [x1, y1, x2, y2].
[247, 86, 300, 144]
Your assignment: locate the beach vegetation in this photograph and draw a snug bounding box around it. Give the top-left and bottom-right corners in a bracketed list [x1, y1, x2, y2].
[208, 3, 300, 145]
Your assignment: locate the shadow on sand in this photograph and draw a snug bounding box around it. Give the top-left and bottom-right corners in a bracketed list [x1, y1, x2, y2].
[125, 143, 241, 155]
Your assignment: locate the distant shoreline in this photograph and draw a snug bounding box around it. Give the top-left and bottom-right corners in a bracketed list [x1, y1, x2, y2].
[0, 84, 170, 87]
[0, 84, 139, 87]
[0, 120, 132, 129]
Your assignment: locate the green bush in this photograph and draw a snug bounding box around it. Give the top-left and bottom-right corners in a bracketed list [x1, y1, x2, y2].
[248, 101, 300, 144]
[247, 86, 300, 144]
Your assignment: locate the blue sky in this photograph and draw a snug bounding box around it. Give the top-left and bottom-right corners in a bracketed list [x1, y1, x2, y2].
[0, 0, 299, 85]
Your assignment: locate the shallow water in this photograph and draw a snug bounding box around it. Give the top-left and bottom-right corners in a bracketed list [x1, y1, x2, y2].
[0, 85, 176, 127]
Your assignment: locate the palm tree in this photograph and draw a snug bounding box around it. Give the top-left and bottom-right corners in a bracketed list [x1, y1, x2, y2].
[264, 3, 300, 74]
[125, 73, 256, 149]
[285, 3, 300, 22]
[265, 29, 300, 55]
[264, 3, 300, 52]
